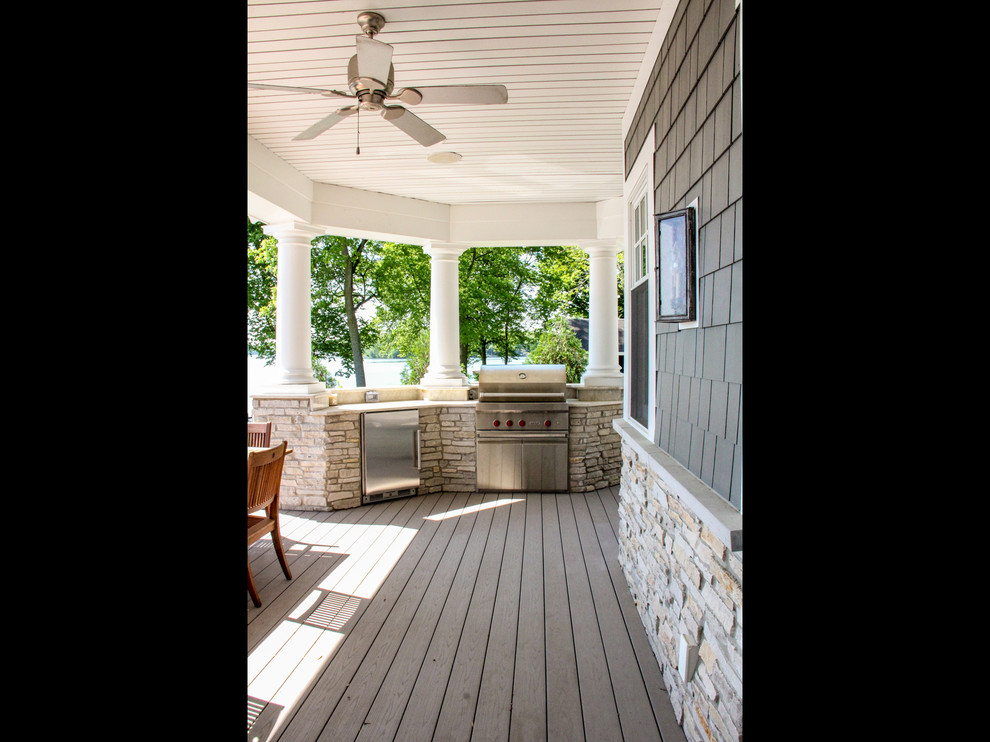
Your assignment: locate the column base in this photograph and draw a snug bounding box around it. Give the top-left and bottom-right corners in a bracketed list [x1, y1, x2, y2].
[419, 373, 471, 387]
[262, 381, 328, 395]
[580, 370, 624, 387]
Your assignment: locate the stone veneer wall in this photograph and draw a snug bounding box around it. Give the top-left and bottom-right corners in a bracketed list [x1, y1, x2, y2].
[253, 396, 363, 510]
[568, 401, 623, 492]
[418, 406, 477, 495]
[618, 439, 742, 742]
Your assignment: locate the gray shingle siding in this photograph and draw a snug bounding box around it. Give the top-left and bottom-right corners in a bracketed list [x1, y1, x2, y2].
[624, 0, 742, 508]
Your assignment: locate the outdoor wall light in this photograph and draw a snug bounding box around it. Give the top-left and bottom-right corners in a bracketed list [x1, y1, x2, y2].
[427, 151, 462, 164]
[655, 206, 697, 322]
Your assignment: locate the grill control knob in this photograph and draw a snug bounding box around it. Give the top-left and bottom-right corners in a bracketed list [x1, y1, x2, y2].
[493, 420, 500, 427]
[545, 420, 552, 427]
[506, 420, 513, 427]
[518, 420, 526, 427]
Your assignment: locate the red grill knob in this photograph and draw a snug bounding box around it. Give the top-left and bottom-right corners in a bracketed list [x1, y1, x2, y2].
[518, 420, 526, 427]
[506, 420, 513, 427]
[493, 420, 500, 427]
[545, 420, 552, 427]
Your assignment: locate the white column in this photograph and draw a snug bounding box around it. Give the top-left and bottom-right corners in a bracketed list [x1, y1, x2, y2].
[420, 241, 470, 387]
[580, 239, 625, 387]
[263, 221, 327, 394]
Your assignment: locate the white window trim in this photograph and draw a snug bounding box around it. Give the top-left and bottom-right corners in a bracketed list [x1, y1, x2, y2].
[677, 196, 701, 331]
[623, 126, 656, 440]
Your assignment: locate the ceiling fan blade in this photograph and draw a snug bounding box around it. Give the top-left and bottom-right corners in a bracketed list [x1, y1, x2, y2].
[392, 85, 508, 106]
[248, 82, 352, 99]
[355, 35, 393, 87]
[293, 106, 359, 140]
[381, 106, 446, 147]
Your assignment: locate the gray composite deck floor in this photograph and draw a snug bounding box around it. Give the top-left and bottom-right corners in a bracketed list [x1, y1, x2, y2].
[247, 487, 687, 742]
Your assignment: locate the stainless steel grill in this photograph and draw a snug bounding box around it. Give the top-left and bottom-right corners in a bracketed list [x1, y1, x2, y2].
[476, 364, 569, 492]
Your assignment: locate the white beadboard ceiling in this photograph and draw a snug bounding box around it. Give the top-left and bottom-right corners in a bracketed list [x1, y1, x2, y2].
[248, 0, 664, 206]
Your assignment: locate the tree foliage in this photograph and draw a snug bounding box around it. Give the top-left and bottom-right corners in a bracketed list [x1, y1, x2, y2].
[310, 235, 380, 386]
[370, 241, 433, 383]
[527, 312, 589, 384]
[531, 245, 590, 321]
[247, 218, 278, 361]
[458, 248, 537, 369]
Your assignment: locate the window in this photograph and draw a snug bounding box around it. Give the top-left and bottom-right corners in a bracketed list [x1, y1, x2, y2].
[629, 193, 650, 428]
[633, 197, 649, 284]
[623, 129, 655, 438]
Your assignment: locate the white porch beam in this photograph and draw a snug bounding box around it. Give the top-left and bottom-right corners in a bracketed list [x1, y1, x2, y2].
[580, 239, 624, 387]
[248, 137, 313, 225]
[263, 221, 326, 394]
[311, 183, 450, 245]
[449, 202, 599, 246]
[420, 241, 471, 387]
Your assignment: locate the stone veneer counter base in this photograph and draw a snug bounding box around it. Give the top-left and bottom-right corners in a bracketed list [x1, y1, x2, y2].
[251, 393, 625, 510]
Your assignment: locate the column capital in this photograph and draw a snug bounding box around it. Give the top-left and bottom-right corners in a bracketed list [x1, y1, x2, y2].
[262, 221, 323, 242]
[423, 241, 471, 259]
[579, 239, 623, 258]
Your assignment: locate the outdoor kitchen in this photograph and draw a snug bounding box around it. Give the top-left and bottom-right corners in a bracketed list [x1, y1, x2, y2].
[250, 365, 623, 511]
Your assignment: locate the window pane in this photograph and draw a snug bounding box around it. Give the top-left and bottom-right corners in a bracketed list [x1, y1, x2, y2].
[630, 282, 649, 427]
[658, 214, 687, 317]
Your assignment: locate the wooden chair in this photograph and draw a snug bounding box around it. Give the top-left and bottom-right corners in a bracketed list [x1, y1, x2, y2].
[248, 421, 272, 447]
[247, 440, 293, 607]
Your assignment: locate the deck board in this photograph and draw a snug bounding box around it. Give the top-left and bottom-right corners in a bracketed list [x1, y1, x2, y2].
[431, 493, 513, 741]
[247, 489, 686, 742]
[542, 495, 584, 742]
[509, 493, 547, 741]
[390, 492, 501, 742]
[470, 495, 526, 742]
[556, 493, 624, 741]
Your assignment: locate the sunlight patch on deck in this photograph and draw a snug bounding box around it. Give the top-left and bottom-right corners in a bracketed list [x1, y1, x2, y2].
[424, 498, 524, 521]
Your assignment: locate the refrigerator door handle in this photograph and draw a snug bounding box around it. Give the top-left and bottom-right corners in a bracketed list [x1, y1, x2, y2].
[413, 429, 421, 469]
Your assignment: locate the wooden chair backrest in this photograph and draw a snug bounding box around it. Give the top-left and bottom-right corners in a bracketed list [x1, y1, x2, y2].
[248, 421, 272, 447]
[247, 440, 289, 514]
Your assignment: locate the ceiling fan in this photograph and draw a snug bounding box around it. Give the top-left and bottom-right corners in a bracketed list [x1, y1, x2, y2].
[248, 11, 509, 148]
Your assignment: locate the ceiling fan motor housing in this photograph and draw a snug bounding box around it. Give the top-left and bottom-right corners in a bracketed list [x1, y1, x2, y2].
[347, 55, 394, 109]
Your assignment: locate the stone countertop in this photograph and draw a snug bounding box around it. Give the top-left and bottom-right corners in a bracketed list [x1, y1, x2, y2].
[325, 399, 479, 414]
[256, 383, 623, 416]
[319, 397, 621, 414]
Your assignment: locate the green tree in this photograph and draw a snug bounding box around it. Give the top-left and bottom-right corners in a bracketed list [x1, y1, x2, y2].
[531, 245, 589, 323]
[371, 241, 433, 383]
[398, 331, 431, 385]
[247, 219, 278, 361]
[527, 312, 589, 384]
[310, 235, 382, 387]
[458, 247, 538, 369]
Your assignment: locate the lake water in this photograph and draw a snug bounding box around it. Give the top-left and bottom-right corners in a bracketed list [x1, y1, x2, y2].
[248, 354, 525, 417]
